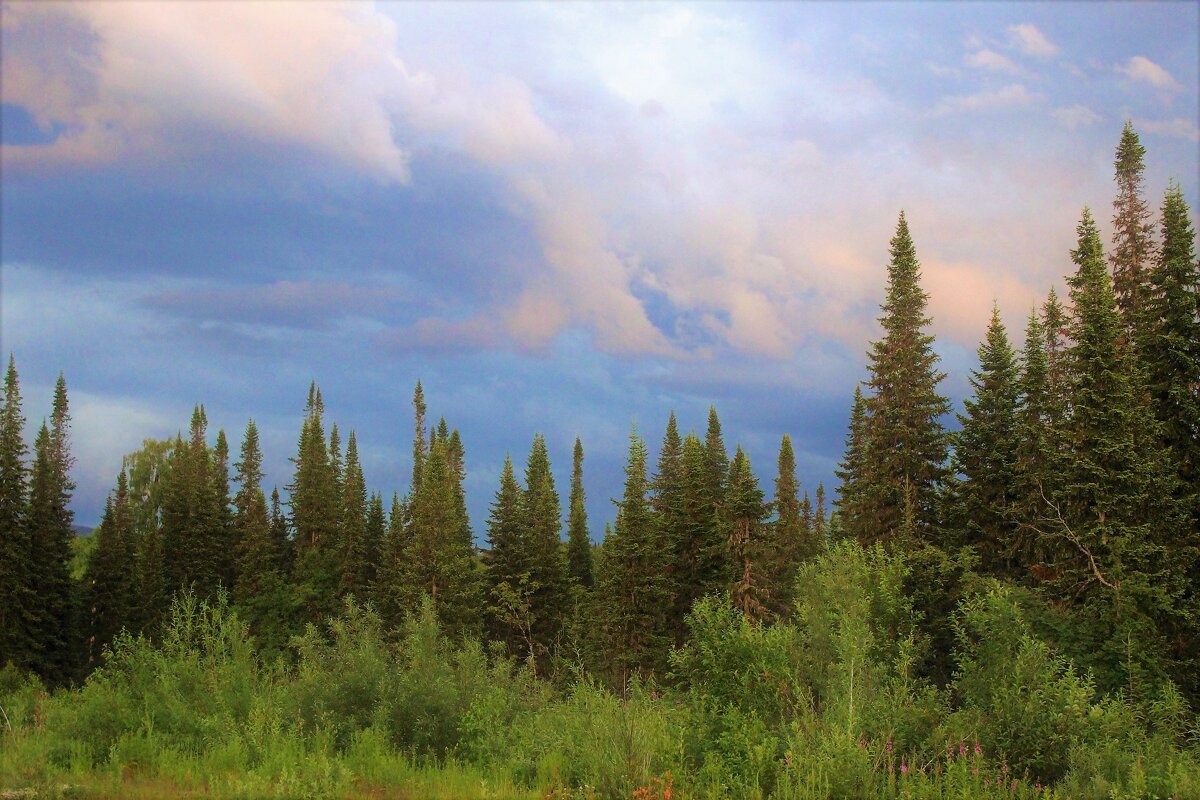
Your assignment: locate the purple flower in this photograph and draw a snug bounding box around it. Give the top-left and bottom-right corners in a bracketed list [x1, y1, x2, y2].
[886, 739, 894, 753]
[1011, 779, 1018, 792]
[960, 743, 968, 757]
[900, 761, 908, 775]
[974, 743, 982, 756]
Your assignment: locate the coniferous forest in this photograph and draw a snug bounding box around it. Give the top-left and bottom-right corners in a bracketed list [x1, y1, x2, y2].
[1, 124, 1198, 799]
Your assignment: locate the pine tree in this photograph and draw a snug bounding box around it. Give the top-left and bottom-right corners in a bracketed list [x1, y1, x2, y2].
[953, 304, 1021, 576]
[857, 213, 951, 547]
[0, 356, 35, 668]
[446, 428, 473, 548]
[1110, 121, 1156, 342]
[565, 437, 593, 588]
[211, 429, 234, 589]
[85, 473, 137, 667]
[162, 407, 224, 601]
[726, 446, 770, 622]
[412, 381, 427, 490]
[364, 492, 385, 590]
[27, 375, 78, 685]
[374, 492, 410, 632]
[650, 413, 688, 637]
[671, 430, 730, 639]
[1042, 288, 1072, 417]
[595, 428, 670, 686]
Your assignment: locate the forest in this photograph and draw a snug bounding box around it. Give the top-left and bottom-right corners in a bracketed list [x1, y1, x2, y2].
[0, 122, 1197, 799]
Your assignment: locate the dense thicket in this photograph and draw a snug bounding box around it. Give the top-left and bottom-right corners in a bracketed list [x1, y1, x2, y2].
[1, 123, 1197, 798]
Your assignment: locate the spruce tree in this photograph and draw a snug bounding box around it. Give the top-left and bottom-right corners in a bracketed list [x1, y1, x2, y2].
[412, 381, 427, 490]
[1011, 309, 1060, 577]
[398, 436, 481, 640]
[288, 385, 340, 624]
[671, 430, 730, 638]
[27, 375, 78, 685]
[649, 413, 687, 637]
[858, 213, 951, 547]
[834, 386, 870, 542]
[1060, 207, 1187, 696]
[520, 435, 570, 659]
[339, 431, 370, 599]
[232, 420, 292, 652]
[1145, 182, 1200, 505]
[763, 434, 811, 619]
[0, 356, 35, 668]
[565, 437, 594, 588]
[211, 429, 234, 589]
[726, 446, 770, 622]
[595, 428, 670, 686]
[364, 492, 385, 590]
[85, 473, 137, 667]
[486, 455, 531, 654]
[374, 492, 410, 632]
[1110, 121, 1156, 342]
[953, 304, 1021, 576]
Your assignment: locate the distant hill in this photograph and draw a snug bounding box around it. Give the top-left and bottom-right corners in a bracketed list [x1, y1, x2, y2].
[73, 524, 95, 537]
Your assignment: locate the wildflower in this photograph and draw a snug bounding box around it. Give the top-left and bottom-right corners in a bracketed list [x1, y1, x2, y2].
[886, 738, 894, 753]
[1035, 782, 1042, 792]
[960, 742, 967, 757]
[1010, 779, 1018, 792]
[974, 742, 982, 756]
[860, 736, 868, 749]
[901, 761, 908, 775]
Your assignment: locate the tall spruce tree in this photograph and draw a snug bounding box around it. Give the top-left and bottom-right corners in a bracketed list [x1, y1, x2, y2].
[1110, 121, 1156, 342]
[0, 356, 35, 668]
[1059, 207, 1187, 696]
[565, 437, 594, 588]
[650, 413, 687, 637]
[211, 429, 234, 589]
[27, 375, 78, 685]
[953, 304, 1021, 576]
[857, 213, 951, 547]
[595, 428, 670, 686]
[1145, 182, 1200, 505]
[485, 455, 526, 650]
[374, 492, 410, 632]
[288, 385, 340, 624]
[671, 430, 730, 639]
[763, 434, 811, 619]
[412, 381, 427, 490]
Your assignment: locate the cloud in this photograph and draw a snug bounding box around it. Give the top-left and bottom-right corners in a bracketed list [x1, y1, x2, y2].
[1136, 117, 1200, 142]
[1052, 104, 1102, 130]
[1007, 24, 1059, 58]
[932, 84, 1041, 116]
[141, 280, 406, 328]
[965, 48, 1021, 74]
[1115, 56, 1183, 92]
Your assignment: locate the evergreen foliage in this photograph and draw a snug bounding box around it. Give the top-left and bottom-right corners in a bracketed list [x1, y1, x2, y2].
[1110, 120, 1156, 342]
[84, 472, 137, 666]
[0, 356, 35, 669]
[855, 213, 951, 547]
[565, 437, 593, 589]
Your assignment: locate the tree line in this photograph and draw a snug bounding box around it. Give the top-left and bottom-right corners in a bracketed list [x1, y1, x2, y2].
[0, 122, 1196, 710]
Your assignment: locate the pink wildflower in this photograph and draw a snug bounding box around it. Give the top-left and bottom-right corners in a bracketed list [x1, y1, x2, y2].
[901, 761, 908, 775]
[974, 742, 982, 756]
[960, 742, 967, 757]
[1011, 780, 1018, 792]
[859, 736, 867, 749]
[886, 738, 894, 753]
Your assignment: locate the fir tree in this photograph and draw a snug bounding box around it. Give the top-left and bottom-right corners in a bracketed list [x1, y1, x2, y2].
[412, 381, 427, 490]
[595, 428, 671, 686]
[211, 429, 234, 589]
[0, 356, 35, 668]
[520, 434, 570, 659]
[565, 437, 594, 588]
[671, 430, 730, 639]
[1110, 121, 1156, 342]
[858, 213, 951, 547]
[953, 304, 1021, 576]
[650, 412, 687, 637]
[27, 375, 78, 685]
[374, 492, 410, 632]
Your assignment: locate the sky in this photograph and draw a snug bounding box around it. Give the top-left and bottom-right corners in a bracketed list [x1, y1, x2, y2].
[1, 1, 1197, 534]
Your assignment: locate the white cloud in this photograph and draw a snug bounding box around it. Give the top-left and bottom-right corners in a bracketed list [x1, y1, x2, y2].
[933, 84, 1041, 116]
[1007, 24, 1059, 58]
[965, 48, 1021, 74]
[1052, 104, 1102, 130]
[1136, 117, 1200, 142]
[1115, 56, 1183, 92]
